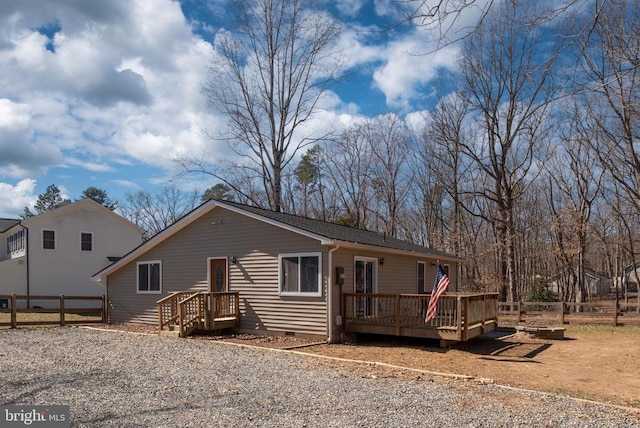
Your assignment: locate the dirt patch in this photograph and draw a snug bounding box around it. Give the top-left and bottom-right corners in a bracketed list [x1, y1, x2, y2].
[100, 323, 640, 409]
[303, 327, 640, 409]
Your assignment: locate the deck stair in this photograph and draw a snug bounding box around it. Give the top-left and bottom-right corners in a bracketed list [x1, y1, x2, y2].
[157, 291, 240, 337]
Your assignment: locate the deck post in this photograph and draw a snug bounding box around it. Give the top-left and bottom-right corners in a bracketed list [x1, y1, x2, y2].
[456, 296, 463, 341]
[462, 296, 469, 341]
[10, 294, 17, 329]
[560, 302, 565, 325]
[395, 294, 401, 336]
[102, 295, 108, 324]
[59, 295, 65, 326]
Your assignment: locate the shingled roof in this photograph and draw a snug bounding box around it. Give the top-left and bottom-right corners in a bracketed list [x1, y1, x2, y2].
[220, 200, 455, 259]
[0, 218, 21, 233]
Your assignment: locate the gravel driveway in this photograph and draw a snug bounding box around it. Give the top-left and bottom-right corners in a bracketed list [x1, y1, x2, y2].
[0, 327, 638, 427]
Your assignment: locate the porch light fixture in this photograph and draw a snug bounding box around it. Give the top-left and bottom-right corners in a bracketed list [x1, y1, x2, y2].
[379, 257, 384, 267]
[231, 256, 237, 264]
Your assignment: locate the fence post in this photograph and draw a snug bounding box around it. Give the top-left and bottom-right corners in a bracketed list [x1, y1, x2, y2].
[59, 295, 65, 326]
[560, 302, 565, 325]
[10, 294, 17, 328]
[517, 301, 522, 323]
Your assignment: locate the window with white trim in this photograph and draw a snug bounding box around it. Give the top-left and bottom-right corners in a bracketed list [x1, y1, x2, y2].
[279, 252, 322, 296]
[7, 230, 25, 254]
[137, 261, 162, 294]
[42, 230, 55, 250]
[81, 232, 93, 251]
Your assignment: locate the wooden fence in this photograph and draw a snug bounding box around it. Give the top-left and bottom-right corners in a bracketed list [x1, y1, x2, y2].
[0, 294, 107, 328]
[499, 301, 640, 326]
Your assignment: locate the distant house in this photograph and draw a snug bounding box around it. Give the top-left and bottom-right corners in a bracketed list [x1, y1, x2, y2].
[92, 200, 460, 341]
[0, 198, 143, 307]
[622, 263, 640, 293]
[548, 267, 612, 297]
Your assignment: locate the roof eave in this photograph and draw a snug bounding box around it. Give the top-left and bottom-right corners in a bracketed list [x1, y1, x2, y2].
[330, 240, 460, 261]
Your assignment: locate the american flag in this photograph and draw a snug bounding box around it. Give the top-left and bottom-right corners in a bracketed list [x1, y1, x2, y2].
[425, 265, 450, 323]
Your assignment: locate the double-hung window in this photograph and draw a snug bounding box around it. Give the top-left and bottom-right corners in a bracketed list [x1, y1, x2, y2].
[81, 233, 93, 251]
[279, 252, 322, 297]
[137, 261, 162, 294]
[42, 230, 55, 250]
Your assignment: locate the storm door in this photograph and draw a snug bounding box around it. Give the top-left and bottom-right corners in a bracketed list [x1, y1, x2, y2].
[354, 257, 377, 317]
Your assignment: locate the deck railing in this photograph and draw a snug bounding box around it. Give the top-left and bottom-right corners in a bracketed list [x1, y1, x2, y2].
[343, 292, 498, 342]
[157, 291, 239, 337]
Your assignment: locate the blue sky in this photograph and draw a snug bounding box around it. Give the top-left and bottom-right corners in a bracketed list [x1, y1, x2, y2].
[0, 0, 477, 218]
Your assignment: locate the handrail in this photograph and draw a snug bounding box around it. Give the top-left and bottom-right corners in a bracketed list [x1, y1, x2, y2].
[157, 291, 241, 336]
[178, 293, 204, 337]
[157, 291, 199, 331]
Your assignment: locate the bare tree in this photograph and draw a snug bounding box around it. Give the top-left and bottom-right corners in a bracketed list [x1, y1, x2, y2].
[399, 0, 607, 48]
[120, 187, 201, 239]
[579, 0, 640, 212]
[363, 114, 412, 237]
[457, 1, 560, 302]
[325, 124, 375, 228]
[545, 101, 604, 305]
[192, 0, 342, 212]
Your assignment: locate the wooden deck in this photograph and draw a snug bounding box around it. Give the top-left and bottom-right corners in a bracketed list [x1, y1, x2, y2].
[342, 292, 499, 346]
[157, 291, 240, 337]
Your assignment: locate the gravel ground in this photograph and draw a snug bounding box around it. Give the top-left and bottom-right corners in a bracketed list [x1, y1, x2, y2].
[0, 327, 638, 428]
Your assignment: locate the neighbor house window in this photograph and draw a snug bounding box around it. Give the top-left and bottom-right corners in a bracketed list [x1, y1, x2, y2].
[81, 232, 93, 251]
[7, 230, 25, 254]
[42, 230, 55, 250]
[137, 261, 162, 294]
[279, 253, 322, 296]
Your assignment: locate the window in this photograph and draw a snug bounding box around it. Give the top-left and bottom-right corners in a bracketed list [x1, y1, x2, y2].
[6, 230, 25, 254]
[279, 253, 322, 296]
[137, 261, 162, 294]
[42, 230, 55, 250]
[81, 233, 93, 251]
[417, 261, 426, 293]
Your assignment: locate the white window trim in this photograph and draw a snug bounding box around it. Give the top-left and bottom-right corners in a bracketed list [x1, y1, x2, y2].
[80, 232, 93, 252]
[278, 252, 323, 297]
[42, 229, 56, 250]
[136, 260, 162, 294]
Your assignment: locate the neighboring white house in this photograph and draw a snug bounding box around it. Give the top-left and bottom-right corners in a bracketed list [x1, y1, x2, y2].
[0, 198, 143, 307]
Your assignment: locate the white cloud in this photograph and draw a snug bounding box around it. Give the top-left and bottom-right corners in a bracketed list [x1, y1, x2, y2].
[372, 35, 459, 109]
[0, 0, 224, 187]
[0, 99, 64, 178]
[0, 179, 37, 218]
[335, 0, 364, 17]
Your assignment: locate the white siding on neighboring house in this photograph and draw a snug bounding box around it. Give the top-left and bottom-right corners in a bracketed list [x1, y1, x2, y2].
[0, 199, 142, 307]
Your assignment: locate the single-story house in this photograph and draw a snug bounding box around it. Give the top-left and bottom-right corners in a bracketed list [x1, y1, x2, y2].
[548, 267, 612, 297]
[92, 199, 460, 342]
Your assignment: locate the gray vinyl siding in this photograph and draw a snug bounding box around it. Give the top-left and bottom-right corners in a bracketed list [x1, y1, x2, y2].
[107, 207, 328, 336]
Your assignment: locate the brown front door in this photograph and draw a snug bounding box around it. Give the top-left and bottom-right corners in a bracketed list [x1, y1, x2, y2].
[210, 258, 228, 292]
